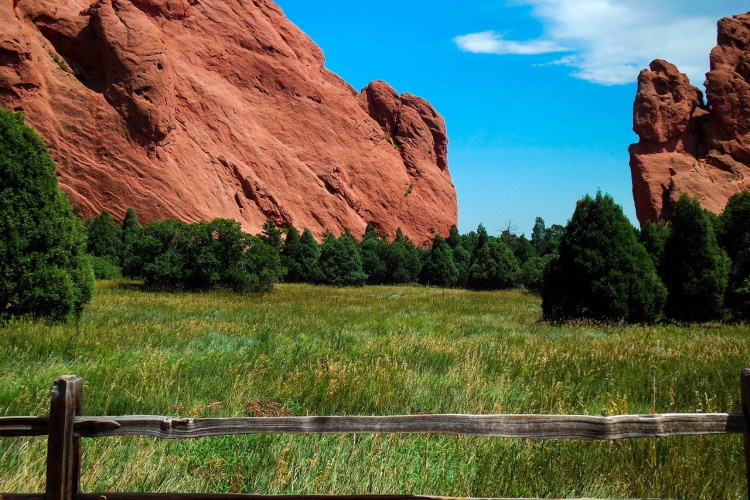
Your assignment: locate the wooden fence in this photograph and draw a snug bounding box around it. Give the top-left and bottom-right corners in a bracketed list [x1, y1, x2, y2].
[1, 372, 750, 500]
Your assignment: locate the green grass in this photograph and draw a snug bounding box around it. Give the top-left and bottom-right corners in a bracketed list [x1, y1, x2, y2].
[0, 281, 748, 498]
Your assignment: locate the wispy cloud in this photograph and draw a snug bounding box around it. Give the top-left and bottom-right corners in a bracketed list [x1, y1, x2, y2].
[453, 0, 740, 86]
[453, 31, 572, 55]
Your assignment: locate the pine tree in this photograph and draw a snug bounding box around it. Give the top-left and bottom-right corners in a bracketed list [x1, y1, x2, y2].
[467, 240, 520, 290]
[85, 209, 123, 260]
[638, 220, 670, 269]
[380, 228, 422, 284]
[718, 192, 750, 319]
[452, 244, 472, 288]
[318, 232, 367, 286]
[280, 225, 302, 282]
[661, 195, 729, 322]
[139, 218, 283, 292]
[121, 207, 143, 278]
[260, 219, 283, 250]
[542, 192, 666, 323]
[531, 217, 546, 254]
[0, 108, 94, 321]
[362, 222, 379, 242]
[361, 237, 386, 284]
[475, 223, 489, 253]
[419, 235, 458, 287]
[446, 225, 461, 249]
[296, 228, 322, 283]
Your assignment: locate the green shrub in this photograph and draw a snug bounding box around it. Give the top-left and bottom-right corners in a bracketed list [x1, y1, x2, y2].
[0, 108, 94, 321]
[86, 255, 123, 280]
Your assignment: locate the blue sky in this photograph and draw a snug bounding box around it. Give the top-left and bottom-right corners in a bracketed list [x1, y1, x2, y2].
[274, 0, 748, 237]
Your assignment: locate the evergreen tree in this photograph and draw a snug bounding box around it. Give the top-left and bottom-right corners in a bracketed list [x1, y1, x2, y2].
[531, 217, 546, 254]
[519, 254, 555, 291]
[508, 233, 536, 264]
[318, 232, 367, 286]
[380, 228, 422, 284]
[0, 108, 94, 321]
[542, 192, 666, 323]
[718, 192, 750, 319]
[361, 237, 386, 284]
[446, 225, 461, 249]
[475, 223, 489, 253]
[280, 225, 302, 281]
[661, 195, 729, 322]
[260, 219, 283, 250]
[295, 228, 322, 283]
[419, 235, 458, 287]
[467, 240, 521, 290]
[452, 244, 472, 288]
[120, 207, 143, 274]
[362, 222, 379, 242]
[140, 218, 283, 292]
[85, 209, 123, 261]
[127, 218, 186, 282]
[638, 220, 670, 269]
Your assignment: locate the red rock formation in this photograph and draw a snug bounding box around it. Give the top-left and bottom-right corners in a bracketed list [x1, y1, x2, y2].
[630, 12, 750, 225]
[0, 0, 457, 245]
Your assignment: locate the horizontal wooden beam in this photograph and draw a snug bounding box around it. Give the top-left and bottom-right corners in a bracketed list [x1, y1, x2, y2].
[0, 495, 45, 500]
[3, 413, 746, 441]
[0, 417, 49, 437]
[73, 413, 747, 440]
[75, 494, 673, 500]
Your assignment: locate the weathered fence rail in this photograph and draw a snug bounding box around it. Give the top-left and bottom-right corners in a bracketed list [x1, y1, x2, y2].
[1, 372, 749, 500]
[1, 412, 747, 440]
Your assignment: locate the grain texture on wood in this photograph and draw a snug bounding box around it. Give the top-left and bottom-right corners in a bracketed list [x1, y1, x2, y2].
[73, 413, 747, 440]
[45, 376, 82, 500]
[0, 417, 49, 437]
[742, 368, 750, 500]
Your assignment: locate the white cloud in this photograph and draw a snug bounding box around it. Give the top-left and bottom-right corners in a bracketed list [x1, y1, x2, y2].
[454, 0, 745, 86]
[453, 31, 572, 55]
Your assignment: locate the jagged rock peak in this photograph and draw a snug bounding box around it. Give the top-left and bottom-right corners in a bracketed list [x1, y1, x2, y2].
[629, 12, 750, 225]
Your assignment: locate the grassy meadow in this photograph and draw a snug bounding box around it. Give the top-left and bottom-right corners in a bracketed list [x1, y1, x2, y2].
[0, 281, 748, 498]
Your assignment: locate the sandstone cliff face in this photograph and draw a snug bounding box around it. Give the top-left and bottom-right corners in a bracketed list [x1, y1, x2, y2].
[0, 0, 457, 245]
[630, 12, 750, 225]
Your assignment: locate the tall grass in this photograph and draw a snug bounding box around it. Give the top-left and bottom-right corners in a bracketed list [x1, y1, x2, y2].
[0, 281, 747, 498]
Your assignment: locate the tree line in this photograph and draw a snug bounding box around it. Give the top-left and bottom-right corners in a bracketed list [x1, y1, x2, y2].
[74, 190, 750, 325]
[4, 106, 750, 325]
[82, 206, 565, 291]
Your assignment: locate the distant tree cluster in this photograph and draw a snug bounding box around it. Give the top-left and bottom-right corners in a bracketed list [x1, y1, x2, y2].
[540, 191, 749, 324]
[82, 207, 567, 295]
[77, 189, 750, 324]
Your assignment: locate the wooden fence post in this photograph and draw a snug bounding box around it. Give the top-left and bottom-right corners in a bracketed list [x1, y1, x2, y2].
[45, 376, 83, 500]
[742, 368, 750, 500]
